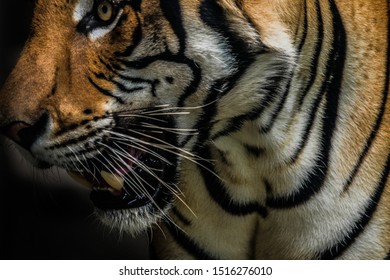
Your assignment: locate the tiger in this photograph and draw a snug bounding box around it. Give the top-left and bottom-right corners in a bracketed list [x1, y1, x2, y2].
[0, 0, 389, 260]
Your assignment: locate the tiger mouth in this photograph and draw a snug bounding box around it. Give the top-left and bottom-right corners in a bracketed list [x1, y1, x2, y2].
[67, 134, 174, 211]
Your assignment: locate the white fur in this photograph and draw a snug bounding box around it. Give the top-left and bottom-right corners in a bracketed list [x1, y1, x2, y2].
[73, 0, 94, 22]
[89, 10, 123, 41]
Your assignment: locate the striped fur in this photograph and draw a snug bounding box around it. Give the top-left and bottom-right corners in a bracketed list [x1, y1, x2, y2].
[0, 0, 389, 259]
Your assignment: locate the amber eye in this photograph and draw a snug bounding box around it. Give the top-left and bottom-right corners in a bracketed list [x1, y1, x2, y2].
[96, 0, 114, 22]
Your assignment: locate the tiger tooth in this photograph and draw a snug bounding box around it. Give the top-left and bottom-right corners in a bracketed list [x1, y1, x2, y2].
[101, 171, 124, 191]
[67, 171, 94, 189]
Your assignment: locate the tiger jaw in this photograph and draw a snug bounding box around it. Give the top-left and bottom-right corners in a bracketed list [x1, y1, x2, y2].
[66, 145, 173, 211]
[56, 125, 176, 217]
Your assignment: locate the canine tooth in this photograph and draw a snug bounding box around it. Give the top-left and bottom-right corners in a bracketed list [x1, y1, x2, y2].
[67, 171, 94, 189]
[101, 171, 124, 191]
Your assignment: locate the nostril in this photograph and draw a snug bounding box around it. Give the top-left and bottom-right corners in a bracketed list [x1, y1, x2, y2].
[1, 113, 50, 150]
[2, 122, 31, 145]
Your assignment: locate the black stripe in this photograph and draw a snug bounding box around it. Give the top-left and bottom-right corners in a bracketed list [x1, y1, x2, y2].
[259, 1, 307, 134]
[165, 220, 216, 260]
[61, 146, 100, 158]
[200, 0, 257, 71]
[343, 1, 390, 192]
[118, 53, 202, 108]
[171, 207, 191, 226]
[282, 0, 325, 162]
[49, 127, 104, 149]
[182, 78, 269, 217]
[160, 0, 187, 54]
[180, 79, 226, 149]
[200, 0, 263, 99]
[198, 146, 268, 217]
[385, 249, 390, 260]
[297, 0, 309, 53]
[216, 148, 231, 166]
[118, 51, 180, 70]
[97, 57, 162, 96]
[93, 72, 146, 93]
[244, 144, 264, 157]
[211, 66, 287, 141]
[264, 179, 273, 194]
[130, 0, 142, 11]
[319, 153, 390, 259]
[267, 0, 347, 208]
[211, 103, 268, 141]
[118, 50, 200, 145]
[177, 59, 202, 108]
[260, 77, 292, 134]
[98, 56, 155, 84]
[297, 0, 324, 108]
[99, 56, 124, 72]
[48, 68, 59, 97]
[270, 99, 330, 206]
[114, 16, 142, 57]
[87, 76, 125, 104]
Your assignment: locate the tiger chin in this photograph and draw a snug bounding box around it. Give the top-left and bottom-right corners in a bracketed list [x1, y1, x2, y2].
[1, 0, 390, 260]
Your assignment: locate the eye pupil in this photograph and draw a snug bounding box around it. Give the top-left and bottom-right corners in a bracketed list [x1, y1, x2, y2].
[97, 1, 113, 21]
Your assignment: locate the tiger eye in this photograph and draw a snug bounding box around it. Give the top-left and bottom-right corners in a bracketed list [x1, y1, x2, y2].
[97, 0, 113, 22]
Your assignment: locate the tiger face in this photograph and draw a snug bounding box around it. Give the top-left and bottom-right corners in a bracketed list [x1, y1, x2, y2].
[0, 0, 279, 235]
[4, 0, 388, 260]
[0, 0, 190, 234]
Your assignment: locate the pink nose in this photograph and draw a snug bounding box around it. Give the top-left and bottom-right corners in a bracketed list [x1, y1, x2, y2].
[2, 122, 30, 144]
[0, 113, 49, 150]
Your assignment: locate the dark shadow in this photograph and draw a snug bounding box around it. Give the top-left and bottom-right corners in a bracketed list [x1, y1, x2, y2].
[0, 0, 149, 260]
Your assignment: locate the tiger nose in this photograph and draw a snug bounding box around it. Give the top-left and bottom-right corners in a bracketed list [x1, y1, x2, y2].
[0, 113, 50, 150]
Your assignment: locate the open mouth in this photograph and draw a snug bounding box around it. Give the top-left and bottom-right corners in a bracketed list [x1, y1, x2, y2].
[67, 129, 175, 211]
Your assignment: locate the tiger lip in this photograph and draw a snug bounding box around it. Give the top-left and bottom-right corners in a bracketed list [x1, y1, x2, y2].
[67, 144, 144, 193]
[66, 138, 169, 210]
[68, 170, 124, 193]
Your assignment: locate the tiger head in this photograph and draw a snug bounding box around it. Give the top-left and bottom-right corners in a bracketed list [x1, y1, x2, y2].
[0, 0, 294, 235]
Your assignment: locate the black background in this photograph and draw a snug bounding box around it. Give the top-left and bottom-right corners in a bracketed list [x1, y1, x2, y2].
[0, 0, 149, 259]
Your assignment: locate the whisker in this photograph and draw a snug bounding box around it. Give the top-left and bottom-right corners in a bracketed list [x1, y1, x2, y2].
[106, 130, 223, 185]
[109, 128, 203, 161]
[107, 141, 196, 218]
[104, 150, 152, 197]
[101, 142, 178, 207]
[111, 113, 169, 124]
[137, 122, 199, 136]
[103, 146, 187, 228]
[103, 134, 174, 165]
[101, 149, 156, 199]
[66, 146, 85, 173]
[111, 129, 224, 182]
[71, 142, 102, 181]
[144, 112, 191, 116]
[111, 143, 168, 191]
[141, 100, 218, 115]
